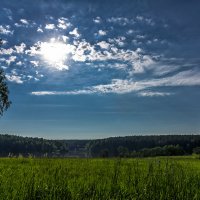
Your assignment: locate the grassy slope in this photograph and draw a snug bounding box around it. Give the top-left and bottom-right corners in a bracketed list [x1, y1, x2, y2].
[0, 157, 200, 199]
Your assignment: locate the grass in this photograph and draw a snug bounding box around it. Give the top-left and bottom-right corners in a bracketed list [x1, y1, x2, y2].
[0, 157, 200, 199]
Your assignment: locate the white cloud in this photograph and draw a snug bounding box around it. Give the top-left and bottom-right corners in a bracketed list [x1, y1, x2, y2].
[31, 69, 200, 96]
[153, 64, 180, 76]
[98, 30, 107, 36]
[90, 79, 141, 94]
[16, 61, 23, 66]
[37, 27, 43, 32]
[57, 17, 71, 30]
[0, 43, 26, 57]
[0, 48, 14, 55]
[107, 17, 133, 26]
[136, 16, 155, 26]
[0, 25, 13, 35]
[27, 75, 33, 80]
[6, 74, 23, 84]
[45, 24, 55, 30]
[14, 43, 26, 54]
[20, 19, 29, 25]
[138, 91, 172, 97]
[14, 23, 21, 27]
[0, 39, 7, 45]
[6, 56, 17, 65]
[96, 63, 128, 70]
[26, 40, 75, 70]
[57, 23, 68, 29]
[93, 17, 101, 24]
[54, 63, 69, 71]
[62, 35, 68, 42]
[108, 37, 125, 46]
[138, 70, 200, 89]
[145, 18, 155, 26]
[153, 38, 158, 42]
[161, 70, 200, 86]
[97, 41, 110, 49]
[132, 55, 155, 73]
[30, 60, 39, 67]
[31, 90, 93, 96]
[25, 36, 154, 74]
[69, 28, 80, 38]
[136, 35, 146, 39]
[74, 43, 142, 67]
[31, 79, 141, 96]
[72, 53, 86, 62]
[71, 40, 93, 62]
[112, 63, 128, 70]
[136, 16, 144, 21]
[126, 29, 135, 35]
[58, 17, 68, 23]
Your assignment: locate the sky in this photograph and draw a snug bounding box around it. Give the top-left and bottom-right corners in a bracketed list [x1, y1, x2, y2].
[0, 0, 200, 139]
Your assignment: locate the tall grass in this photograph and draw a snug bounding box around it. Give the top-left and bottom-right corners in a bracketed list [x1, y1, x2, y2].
[0, 157, 200, 199]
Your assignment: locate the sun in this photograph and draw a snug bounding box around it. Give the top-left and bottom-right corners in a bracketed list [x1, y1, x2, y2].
[40, 40, 67, 63]
[39, 38, 71, 70]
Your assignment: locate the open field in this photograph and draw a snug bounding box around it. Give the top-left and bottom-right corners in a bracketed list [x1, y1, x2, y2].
[0, 157, 200, 199]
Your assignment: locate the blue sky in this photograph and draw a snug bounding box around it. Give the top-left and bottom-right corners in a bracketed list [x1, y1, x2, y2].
[0, 0, 200, 139]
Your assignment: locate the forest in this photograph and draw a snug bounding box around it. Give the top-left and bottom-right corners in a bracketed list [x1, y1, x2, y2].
[0, 134, 68, 157]
[89, 135, 200, 157]
[0, 134, 200, 157]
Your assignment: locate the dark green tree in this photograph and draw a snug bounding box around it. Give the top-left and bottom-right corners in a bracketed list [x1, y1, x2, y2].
[0, 69, 11, 116]
[0, 39, 11, 116]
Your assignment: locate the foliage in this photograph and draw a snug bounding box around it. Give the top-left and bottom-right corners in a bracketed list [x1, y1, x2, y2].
[0, 134, 68, 157]
[131, 145, 184, 157]
[0, 157, 199, 199]
[0, 38, 11, 116]
[89, 135, 200, 157]
[0, 69, 11, 116]
[1, 134, 200, 158]
[193, 147, 200, 154]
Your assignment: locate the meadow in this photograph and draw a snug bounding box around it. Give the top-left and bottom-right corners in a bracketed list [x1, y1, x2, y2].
[0, 157, 200, 199]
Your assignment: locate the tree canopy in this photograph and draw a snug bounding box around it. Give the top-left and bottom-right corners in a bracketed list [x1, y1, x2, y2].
[0, 39, 11, 116]
[0, 69, 11, 116]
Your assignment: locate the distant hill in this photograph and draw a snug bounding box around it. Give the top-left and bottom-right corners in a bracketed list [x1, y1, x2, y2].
[0, 134, 68, 157]
[88, 135, 200, 157]
[1, 134, 200, 157]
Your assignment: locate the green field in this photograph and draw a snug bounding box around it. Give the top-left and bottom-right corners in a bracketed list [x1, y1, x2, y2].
[0, 157, 200, 199]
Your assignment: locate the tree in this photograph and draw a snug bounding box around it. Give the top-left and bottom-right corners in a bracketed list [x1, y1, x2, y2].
[100, 149, 109, 158]
[117, 146, 129, 157]
[0, 70, 11, 116]
[193, 147, 200, 154]
[0, 39, 11, 116]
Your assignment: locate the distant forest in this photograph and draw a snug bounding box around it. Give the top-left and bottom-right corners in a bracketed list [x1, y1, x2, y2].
[89, 135, 200, 157]
[1, 134, 200, 157]
[0, 134, 68, 157]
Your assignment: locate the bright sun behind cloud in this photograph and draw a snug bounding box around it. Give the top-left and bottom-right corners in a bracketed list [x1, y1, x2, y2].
[39, 38, 72, 70]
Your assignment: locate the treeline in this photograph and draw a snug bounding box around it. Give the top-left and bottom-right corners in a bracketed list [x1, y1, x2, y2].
[1, 134, 200, 158]
[89, 135, 200, 157]
[0, 134, 68, 157]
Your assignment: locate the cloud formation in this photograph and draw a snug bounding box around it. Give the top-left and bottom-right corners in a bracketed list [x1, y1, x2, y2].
[0, 25, 13, 35]
[31, 69, 200, 96]
[0, 3, 199, 98]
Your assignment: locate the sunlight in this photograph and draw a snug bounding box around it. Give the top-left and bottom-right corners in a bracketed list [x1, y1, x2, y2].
[39, 38, 70, 70]
[41, 42, 66, 63]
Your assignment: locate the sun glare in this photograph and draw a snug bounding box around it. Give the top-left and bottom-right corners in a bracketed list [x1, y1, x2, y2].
[39, 38, 71, 70]
[40, 42, 67, 63]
